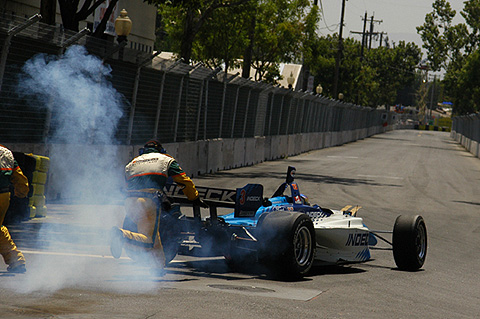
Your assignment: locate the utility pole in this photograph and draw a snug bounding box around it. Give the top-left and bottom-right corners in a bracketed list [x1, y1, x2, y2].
[368, 15, 383, 49]
[333, 0, 346, 99]
[429, 74, 436, 123]
[360, 12, 367, 60]
[351, 14, 385, 51]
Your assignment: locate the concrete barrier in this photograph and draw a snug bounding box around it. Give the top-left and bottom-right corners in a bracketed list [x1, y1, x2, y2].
[5, 125, 389, 203]
[269, 135, 288, 159]
[451, 129, 480, 159]
[206, 139, 223, 173]
[244, 138, 257, 166]
[254, 137, 266, 165]
[221, 139, 235, 171]
[233, 138, 246, 168]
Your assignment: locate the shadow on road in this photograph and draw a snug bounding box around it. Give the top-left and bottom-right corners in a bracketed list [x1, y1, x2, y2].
[206, 171, 402, 188]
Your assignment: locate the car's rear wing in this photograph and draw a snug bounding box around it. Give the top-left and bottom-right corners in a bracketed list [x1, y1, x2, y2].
[164, 182, 236, 222]
[164, 183, 236, 207]
[164, 182, 265, 221]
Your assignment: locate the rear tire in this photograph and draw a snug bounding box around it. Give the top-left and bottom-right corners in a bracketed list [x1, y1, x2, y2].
[392, 215, 427, 271]
[159, 206, 183, 265]
[257, 212, 315, 280]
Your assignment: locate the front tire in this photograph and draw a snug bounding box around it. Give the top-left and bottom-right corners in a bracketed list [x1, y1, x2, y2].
[257, 212, 315, 280]
[392, 215, 427, 271]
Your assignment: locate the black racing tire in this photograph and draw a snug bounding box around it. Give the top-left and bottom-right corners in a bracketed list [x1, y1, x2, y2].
[392, 215, 427, 271]
[257, 212, 315, 280]
[159, 207, 184, 265]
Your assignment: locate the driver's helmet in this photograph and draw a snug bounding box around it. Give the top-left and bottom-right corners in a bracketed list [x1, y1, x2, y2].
[300, 194, 310, 205]
[139, 139, 167, 155]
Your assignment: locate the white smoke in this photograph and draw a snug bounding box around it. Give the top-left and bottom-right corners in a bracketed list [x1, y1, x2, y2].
[13, 45, 160, 292]
[18, 45, 125, 201]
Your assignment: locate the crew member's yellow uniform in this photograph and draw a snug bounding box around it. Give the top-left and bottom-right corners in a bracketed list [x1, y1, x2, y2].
[111, 144, 200, 274]
[0, 145, 29, 273]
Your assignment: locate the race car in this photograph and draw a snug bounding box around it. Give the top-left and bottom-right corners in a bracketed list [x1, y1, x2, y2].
[158, 166, 427, 279]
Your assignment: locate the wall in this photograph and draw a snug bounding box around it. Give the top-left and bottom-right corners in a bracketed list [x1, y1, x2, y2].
[5, 125, 388, 201]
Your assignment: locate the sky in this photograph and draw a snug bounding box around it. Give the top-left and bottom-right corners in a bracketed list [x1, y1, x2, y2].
[318, 0, 467, 50]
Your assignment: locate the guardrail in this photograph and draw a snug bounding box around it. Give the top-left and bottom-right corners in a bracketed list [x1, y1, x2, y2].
[1, 14, 395, 202]
[451, 113, 480, 158]
[1, 14, 389, 146]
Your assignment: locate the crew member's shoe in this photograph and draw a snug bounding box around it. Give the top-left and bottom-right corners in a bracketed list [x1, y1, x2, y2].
[7, 263, 26, 273]
[110, 227, 124, 259]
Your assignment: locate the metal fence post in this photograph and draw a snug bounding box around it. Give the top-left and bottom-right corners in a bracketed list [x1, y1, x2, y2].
[277, 94, 285, 135]
[58, 27, 89, 55]
[242, 88, 252, 138]
[127, 53, 159, 144]
[267, 91, 275, 135]
[231, 84, 241, 138]
[173, 75, 185, 142]
[231, 78, 250, 138]
[0, 14, 41, 93]
[154, 59, 182, 139]
[219, 73, 238, 137]
[194, 79, 205, 141]
[285, 96, 292, 135]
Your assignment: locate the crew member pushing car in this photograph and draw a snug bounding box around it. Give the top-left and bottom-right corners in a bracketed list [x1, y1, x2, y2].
[110, 140, 207, 275]
[0, 145, 29, 273]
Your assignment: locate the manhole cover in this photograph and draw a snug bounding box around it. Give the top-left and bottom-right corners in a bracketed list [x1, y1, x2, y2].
[208, 284, 275, 293]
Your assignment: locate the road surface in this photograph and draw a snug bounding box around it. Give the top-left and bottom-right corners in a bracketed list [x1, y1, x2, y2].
[1, 130, 479, 318]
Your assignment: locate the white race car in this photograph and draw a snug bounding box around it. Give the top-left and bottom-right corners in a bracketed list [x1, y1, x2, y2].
[160, 166, 427, 279]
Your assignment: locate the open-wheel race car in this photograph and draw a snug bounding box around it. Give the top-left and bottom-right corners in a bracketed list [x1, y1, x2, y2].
[154, 166, 427, 279]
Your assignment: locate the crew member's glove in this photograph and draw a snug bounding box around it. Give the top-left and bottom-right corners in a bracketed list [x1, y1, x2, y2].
[192, 197, 208, 208]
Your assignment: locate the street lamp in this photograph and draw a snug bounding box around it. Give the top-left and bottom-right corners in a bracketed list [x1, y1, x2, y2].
[316, 84, 323, 95]
[338, 92, 344, 100]
[286, 71, 295, 89]
[114, 9, 132, 60]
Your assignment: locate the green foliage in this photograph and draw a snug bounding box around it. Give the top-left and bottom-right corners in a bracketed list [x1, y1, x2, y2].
[450, 50, 480, 115]
[149, 0, 251, 62]
[306, 35, 420, 107]
[249, 0, 316, 83]
[152, 0, 421, 107]
[417, 0, 480, 114]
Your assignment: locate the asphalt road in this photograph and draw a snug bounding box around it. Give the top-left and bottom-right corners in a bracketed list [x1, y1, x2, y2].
[1, 130, 479, 319]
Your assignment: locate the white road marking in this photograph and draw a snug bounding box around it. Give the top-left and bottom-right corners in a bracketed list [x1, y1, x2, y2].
[357, 174, 404, 180]
[22, 249, 130, 259]
[327, 156, 359, 159]
[21, 250, 210, 263]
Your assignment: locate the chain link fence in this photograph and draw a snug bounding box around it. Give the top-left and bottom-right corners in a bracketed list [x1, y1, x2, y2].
[0, 14, 388, 147]
[451, 113, 480, 158]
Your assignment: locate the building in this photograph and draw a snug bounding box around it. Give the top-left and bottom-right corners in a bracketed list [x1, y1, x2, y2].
[1, 0, 157, 54]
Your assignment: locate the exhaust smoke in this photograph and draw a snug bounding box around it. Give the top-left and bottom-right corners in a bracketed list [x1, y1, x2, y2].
[12, 45, 160, 292]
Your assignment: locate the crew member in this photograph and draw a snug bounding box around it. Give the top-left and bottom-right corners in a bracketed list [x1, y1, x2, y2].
[0, 145, 29, 273]
[110, 140, 206, 275]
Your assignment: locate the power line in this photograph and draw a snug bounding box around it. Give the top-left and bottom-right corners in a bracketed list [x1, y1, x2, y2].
[318, 0, 338, 33]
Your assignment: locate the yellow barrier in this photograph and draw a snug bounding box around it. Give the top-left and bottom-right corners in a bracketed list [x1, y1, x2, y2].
[416, 124, 451, 132]
[27, 154, 49, 218]
[434, 117, 452, 129]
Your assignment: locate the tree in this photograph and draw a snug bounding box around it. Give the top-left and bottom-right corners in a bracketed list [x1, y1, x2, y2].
[306, 34, 420, 107]
[417, 0, 480, 114]
[156, 0, 317, 84]
[193, 3, 250, 73]
[151, 0, 250, 63]
[416, 0, 462, 72]
[449, 50, 480, 114]
[365, 41, 421, 107]
[248, 0, 316, 82]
